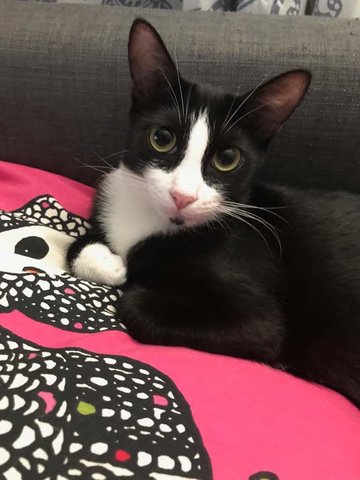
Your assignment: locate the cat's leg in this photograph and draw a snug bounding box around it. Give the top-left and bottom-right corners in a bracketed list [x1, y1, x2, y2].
[67, 232, 126, 286]
[119, 284, 283, 363]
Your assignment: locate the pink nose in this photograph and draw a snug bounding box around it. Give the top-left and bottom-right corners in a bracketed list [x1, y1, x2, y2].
[170, 190, 197, 210]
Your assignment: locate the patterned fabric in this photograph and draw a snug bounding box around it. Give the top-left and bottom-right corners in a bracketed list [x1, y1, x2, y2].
[312, 0, 360, 17]
[18, 0, 307, 13]
[16, 0, 360, 16]
[0, 160, 360, 480]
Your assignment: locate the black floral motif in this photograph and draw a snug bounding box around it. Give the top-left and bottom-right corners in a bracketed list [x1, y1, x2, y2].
[0, 195, 125, 333]
[0, 327, 212, 479]
[314, 0, 343, 17]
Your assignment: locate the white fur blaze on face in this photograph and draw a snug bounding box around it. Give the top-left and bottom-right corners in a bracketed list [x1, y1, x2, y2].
[172, 111, 210, 196]
[145, 110, 222, 227]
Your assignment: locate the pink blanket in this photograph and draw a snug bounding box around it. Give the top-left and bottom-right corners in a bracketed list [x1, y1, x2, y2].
[0, 160, 359, 480]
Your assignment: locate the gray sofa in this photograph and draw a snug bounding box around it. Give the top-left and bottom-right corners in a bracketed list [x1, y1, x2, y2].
[0, 0, 359, 194]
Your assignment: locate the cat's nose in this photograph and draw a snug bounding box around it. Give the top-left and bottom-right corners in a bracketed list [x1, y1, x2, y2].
[170, 190, 197, 210]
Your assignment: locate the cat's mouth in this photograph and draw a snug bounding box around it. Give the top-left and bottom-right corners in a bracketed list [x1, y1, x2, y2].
[169, 217, 185, 227]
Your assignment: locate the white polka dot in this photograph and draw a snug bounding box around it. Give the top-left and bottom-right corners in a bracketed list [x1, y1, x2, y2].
[136, 393, 149, 400]
[45, 360, 56, 369]
[77, 303, 86, 311]
[8, 374, 28, 389]
[176, 424, 185, 433]
[92, 474, 106, 480]
[117, 387, 131, 394]
[103, 357, 116, 365]
[114, 374, 125, 382]
[90, 442, 108, 455]
[12, 395, 25, 410]
[69, 443, 82, 453]
[137, 418, 154, 428]
[35, 419, 54, 438]
[52, 429, 64, 455]
[102, 409, 115, 417]
[132, 378, 145, 385]
[59, 307, 69, 313]
[122, 362, 133, 369]
[33, 448, 48, 460]
[178, 455, 192, 472]
[160, 424, 172, 433]
[23, 288, 33, 298]
[137, 451, 152, 467]
[121, 410, 131, 420]
[41, 374, 57, 386]
[158, 455, 175, 470]
[68, 469, 82, 476]
[44, 295, 56, 301]
[3, 467, 21, 480]
[90, 377, 108, 387]
[153, 382, 164, 389]
[0, 447, 10, 465]
[13, 426, 36, 449]
[19, 457, 31, 470]
[60, 318, 70, 326]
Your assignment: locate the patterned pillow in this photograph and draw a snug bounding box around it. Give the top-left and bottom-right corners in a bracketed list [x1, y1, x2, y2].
[312, 0, 360, 18]
[19, 0, 309, 12]
[232, 0, 307, 14]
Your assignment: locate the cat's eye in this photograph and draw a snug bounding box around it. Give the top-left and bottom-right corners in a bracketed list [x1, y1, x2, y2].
[212, 148, 242, 172]
[149, 127, 176, 153]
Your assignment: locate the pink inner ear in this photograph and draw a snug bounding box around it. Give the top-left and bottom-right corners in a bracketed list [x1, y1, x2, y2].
[128, 20, 176, 97]
[249, 70, 310, 139]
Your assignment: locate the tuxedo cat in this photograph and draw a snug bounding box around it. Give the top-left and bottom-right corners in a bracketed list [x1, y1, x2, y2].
[68, 19, 360, 408]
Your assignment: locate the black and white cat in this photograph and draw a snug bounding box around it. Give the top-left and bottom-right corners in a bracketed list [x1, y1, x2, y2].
[68, 19, 360, 408]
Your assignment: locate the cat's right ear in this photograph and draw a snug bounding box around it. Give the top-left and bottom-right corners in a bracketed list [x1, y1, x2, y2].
[128, 19, 177, 101]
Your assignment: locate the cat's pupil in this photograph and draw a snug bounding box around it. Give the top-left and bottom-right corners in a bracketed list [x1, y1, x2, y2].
[218, 149, 236, 166]
[154, 128, 173, 147]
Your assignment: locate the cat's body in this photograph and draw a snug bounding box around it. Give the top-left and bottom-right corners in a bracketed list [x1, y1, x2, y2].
[68, 19, 360, 407]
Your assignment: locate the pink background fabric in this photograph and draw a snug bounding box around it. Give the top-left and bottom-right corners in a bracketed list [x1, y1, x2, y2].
[0, 160, 359, 480]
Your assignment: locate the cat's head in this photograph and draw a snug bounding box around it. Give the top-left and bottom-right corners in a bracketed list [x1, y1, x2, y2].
[122, 18, 311, 229]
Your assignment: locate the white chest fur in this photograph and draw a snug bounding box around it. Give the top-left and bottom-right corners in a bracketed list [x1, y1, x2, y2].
[99, 166, 169, 260]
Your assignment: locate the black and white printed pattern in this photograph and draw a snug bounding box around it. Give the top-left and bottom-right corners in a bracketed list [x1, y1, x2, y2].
[0, 327, 212, 479]
[0, 195, 125, 333]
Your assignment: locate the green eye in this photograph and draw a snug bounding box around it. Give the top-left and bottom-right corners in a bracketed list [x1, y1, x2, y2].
[212, 148, 242, 172]
[149, 127, 176, 153]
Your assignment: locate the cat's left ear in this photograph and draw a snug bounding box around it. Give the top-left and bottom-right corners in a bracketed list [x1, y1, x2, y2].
[128, 19, 177, 101]
[242, 70, 311, 145]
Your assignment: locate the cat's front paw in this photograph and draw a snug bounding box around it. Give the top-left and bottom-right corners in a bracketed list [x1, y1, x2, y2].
[71, 243, 127, 286]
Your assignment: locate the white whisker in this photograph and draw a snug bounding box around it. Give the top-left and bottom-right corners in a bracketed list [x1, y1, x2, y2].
[222, 73, 270, 133]
[160, 69, 182, 124]
[174, 51, 185, 120]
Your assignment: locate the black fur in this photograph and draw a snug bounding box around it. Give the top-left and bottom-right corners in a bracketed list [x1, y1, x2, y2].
[68, 19, 360, 408]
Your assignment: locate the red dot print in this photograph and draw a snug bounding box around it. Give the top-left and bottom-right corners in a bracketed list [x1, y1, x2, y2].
[115, 450, 131, 462]
[74, 322, 83, 329]
[28, 353, 37, 360]
[153, 395, 168, 406]
[64, 288, 75, 295]
[41, 201, 50, 208]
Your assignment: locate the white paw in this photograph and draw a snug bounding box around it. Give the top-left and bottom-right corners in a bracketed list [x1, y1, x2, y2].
[72, 243, 127, 286]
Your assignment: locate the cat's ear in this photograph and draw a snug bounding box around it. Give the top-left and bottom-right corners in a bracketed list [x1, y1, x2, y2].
[243, 70, 311, 144]
[128, 19, 177, 100]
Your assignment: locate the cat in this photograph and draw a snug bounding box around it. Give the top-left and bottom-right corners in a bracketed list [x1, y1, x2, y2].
[68, 18, 360, 408]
